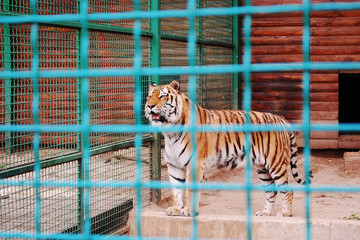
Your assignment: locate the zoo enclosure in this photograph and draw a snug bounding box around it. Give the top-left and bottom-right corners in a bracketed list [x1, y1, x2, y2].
[0, 0, 238, 238]
[1, 0, 360, 240]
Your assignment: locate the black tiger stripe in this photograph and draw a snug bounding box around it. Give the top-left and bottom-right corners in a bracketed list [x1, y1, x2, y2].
[184, 157, 191, 167]
[213, 110, 221, 119]
[196, 105, 203, 140]
[266, 131, 271, 160]
[257, 168, 267, 174]
[215, 132, 220, 154]
[181, 115, 186, 125]
[268, 138, 279, 174]
[240, 151, 245, 162]
[225, 130, 232, 148]
[179, 141, 189, 157]
[290, 161, 297, 168]
[262, 112, 269, 123]
[203, 108, 209, 124]
[239, 111, 246, 124]
[203, 127, 208, 161]
[224, 135, 229, 157]
[196, 105, 202, 124]
[223, 111, 231, 123]
[180, 132, 187, 144]
[273, 169, 287, 181]
[260, 177, 273, 182]
[252, 112, 261, 124]
[234, 132, 241, 152]
[169, 174, 185, 183]
[231, 159, 238, 169]
[258, 132, 265, 159]
[209, 111, 215, 122]
[278, 183, 289, 194]
[271, 153, 284, 177]
[167, 161, 184, 170]
[233, 143, 238, 155]
[251, 132, 259, 156]
[174, 132, 184, 144]
[218, 149, 223, 162]
[251, 146, 257, 165]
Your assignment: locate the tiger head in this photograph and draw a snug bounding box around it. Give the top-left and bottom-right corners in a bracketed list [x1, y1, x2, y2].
[145, 80, 183, 126]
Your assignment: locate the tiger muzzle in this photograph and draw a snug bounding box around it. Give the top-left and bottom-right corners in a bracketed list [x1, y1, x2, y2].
[151, 112, 166, 123]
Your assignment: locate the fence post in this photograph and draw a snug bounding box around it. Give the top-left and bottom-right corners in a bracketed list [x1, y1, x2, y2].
[3, 0, 13, 154]
[232, 0, 239, 110]
[149, 0, 162, 205]
[3, 22, 13, 154]
[150, 134, 161, 204]
[197, 0, 203, 106]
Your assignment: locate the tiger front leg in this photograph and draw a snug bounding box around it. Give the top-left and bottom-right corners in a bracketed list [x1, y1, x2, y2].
[166, 188, 184, 216]
[166, 164, 186, 216]
[181, 161, 205, 217]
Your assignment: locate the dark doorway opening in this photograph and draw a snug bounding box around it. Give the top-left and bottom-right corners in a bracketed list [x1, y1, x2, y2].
[339, 73, 360, 134]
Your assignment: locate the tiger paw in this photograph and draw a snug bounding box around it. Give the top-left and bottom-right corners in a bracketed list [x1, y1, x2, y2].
[276, 211, 292, 217]
[180, 206, 198, 217]
[165, 206, 181, 216]
[255, 210, 270, 216]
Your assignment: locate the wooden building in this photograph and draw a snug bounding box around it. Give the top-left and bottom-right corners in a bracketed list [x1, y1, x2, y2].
[241, 0, 360, 149]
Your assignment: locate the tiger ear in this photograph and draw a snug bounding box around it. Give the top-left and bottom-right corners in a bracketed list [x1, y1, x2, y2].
[170, 80, 180, 91]
[150, 82, 157, 91]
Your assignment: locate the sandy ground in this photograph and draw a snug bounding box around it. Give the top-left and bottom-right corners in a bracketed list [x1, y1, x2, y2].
[150, 150, 360, 220]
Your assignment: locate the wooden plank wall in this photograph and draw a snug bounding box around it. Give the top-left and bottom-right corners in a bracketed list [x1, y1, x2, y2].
[241, 0, 360, 148]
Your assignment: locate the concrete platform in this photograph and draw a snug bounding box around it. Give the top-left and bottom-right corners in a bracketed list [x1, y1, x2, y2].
[129, 209, 360, 240]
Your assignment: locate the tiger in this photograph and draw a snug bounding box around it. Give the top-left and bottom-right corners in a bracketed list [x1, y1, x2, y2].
[145, 80, 311, 217]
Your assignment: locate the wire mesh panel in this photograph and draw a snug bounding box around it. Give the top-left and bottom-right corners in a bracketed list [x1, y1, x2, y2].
[0, 24, 79, 169]
[202, 0, 233, 43]
[1, 161, 79, 234]
[88, 31, 150, 148]
[202, 45, 233, 109]
[161, 0, 199, 38]
[89, 0, 150, 31]
[8, 0, 78, 15]
[0, 0, 154, 237]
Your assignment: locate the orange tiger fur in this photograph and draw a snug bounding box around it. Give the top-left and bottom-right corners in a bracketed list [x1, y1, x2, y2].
[145, 80, 311, 217]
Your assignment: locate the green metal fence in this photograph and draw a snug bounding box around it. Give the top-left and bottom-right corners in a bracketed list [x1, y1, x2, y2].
[1, 0, 360, 239]
[0, 0, 237, 238]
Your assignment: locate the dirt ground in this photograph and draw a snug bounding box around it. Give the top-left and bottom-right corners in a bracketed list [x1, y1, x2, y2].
[150, 150, 360, 220]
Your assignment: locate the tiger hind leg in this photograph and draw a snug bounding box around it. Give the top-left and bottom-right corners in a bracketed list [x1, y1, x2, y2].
[272, 164, 293, 217]
[256, 168, 278, 216]
[277, 182, 293, 217]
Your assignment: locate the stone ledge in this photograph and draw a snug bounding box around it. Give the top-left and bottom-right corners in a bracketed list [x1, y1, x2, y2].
[129, 209, 360, 240]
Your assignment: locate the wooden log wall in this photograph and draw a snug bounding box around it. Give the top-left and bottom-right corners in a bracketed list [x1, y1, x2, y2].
[241, 0, 360, 149]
